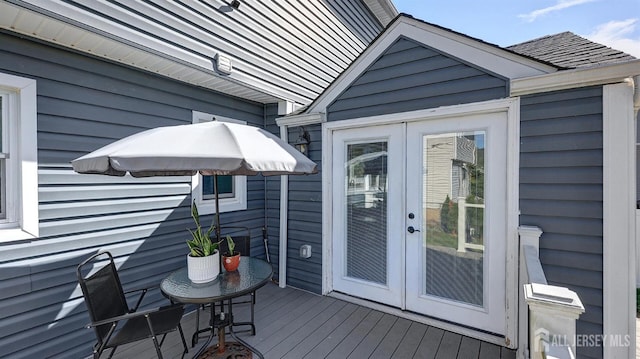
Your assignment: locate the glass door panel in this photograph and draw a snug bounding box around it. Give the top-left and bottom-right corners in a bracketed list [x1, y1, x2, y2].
[423, 132, 485, 306]
[346, 142, 388, 284]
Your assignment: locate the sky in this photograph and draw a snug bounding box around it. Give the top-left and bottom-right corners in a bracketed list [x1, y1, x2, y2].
[392, 0, 640, 58]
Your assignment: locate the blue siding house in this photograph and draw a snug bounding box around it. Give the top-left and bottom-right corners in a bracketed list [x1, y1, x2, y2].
[0, 1, 394, 358]
[279, 15, 639, 359]
[1, 3, 639, 359]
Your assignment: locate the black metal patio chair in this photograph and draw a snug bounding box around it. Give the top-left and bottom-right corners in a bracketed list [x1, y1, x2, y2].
[77, 251, 189, 359]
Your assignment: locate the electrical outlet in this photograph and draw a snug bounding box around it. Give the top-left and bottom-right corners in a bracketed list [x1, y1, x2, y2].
[300, 244, 312, 258]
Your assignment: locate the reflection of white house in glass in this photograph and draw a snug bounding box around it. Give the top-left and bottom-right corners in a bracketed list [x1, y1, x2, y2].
[423, 133, 485, 252]
[423, 134, 482, 205]
[346, 146, 388, 209]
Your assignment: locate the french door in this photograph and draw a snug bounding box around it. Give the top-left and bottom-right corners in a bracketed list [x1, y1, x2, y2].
[332, 112, 508, 335]
[331, 124, 404, 307]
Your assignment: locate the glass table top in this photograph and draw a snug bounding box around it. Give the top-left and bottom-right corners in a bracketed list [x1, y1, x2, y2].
[161, 256, 273, 304]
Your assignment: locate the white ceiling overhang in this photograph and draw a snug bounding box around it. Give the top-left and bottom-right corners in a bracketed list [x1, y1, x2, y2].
[0, 0, 287, 104]
[362, 0, 398, 27]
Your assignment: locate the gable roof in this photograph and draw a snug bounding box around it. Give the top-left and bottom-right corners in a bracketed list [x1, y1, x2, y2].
[303, 14, 558, 114]
[507, 32, 636, 69]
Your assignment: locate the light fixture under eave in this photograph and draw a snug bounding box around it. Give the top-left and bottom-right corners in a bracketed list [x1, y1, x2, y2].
[294, 127, 311, 157]
[230, 0, 240, 9]
[215, 53, 233, 75]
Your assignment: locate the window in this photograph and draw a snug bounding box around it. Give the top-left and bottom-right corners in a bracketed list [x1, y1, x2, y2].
[0, 72, 38, 242]
[202, 174, 234, 199]
[191, 111, 247, 215]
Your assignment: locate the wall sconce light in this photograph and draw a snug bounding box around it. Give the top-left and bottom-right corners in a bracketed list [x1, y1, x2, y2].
[230, 0, 241, 9]
[294, 127, 311, 156]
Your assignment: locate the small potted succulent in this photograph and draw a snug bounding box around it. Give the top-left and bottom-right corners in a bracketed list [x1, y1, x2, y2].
[222, 235, 241, 271]
[186, 201, 221, 283]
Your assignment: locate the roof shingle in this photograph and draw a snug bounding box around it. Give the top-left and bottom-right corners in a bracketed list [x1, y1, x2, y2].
[506, 31, 636, 69]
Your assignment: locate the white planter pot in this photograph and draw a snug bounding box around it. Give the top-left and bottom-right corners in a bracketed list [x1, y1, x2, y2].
[187, 251, 220, 283]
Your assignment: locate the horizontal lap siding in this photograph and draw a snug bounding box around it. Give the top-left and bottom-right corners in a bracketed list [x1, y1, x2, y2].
[327, 37, 508, 122]
[0, 33, 265, 359]
[285, 124, 323, 293]
[17, 0, 380, 104]
[520, 87, 603, 359]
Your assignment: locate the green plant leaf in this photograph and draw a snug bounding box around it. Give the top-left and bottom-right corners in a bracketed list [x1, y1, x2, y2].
[186, 201, 215, 257]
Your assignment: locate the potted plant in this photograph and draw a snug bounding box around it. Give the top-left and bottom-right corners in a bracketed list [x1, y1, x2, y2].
[222, 235, 241, 271]
[186, 202, 221, 283]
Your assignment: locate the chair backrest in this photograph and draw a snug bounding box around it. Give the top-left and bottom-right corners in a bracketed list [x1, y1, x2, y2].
[77, 251, 130, 342]
[220, 236, 250, 256]
[220, 226, 251, 256]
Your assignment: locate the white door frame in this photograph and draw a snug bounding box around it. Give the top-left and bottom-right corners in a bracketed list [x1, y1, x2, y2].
[322, 98, 520, 348]
[331, 124, 405, 308]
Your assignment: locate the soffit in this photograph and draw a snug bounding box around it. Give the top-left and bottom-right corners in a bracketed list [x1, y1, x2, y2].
[362, 0, 398, 27]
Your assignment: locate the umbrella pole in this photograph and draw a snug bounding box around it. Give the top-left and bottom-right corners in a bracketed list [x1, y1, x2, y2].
[214, 174, 222, 244]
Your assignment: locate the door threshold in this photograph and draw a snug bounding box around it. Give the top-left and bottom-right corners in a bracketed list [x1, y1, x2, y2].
[328, 291, 511, 348]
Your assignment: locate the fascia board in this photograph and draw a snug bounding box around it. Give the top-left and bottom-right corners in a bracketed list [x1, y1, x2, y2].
[308, 17, 556, 113]
[511, 60, 640, 96]
[276, 113, 324, 127]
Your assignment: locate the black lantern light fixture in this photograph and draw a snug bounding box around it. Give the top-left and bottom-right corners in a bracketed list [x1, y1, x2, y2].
[230, 0, 240, 9]
[294, 127, 311, 156]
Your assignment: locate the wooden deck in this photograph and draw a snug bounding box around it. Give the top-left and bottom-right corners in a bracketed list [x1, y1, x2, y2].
[111, 282, 516, 359]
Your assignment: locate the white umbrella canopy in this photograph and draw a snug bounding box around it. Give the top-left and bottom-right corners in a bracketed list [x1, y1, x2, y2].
[71, 121, 318, 177]
[72, 121, 317, 249]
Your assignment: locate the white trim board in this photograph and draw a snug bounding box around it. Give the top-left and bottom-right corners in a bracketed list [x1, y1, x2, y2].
[511, 60, 640, 96]
[276, 112, 324, 127]
[602, 82, 636, 359]
[0, 72, 38, 242]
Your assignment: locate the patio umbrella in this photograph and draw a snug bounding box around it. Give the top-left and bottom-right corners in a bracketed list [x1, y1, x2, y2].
[72, 121, 318, 246]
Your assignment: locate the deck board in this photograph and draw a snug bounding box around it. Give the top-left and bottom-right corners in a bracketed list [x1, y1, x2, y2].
[325, 309, 384, 359]
[479, 341, 502, 359]
[393, 321, 428, 358]
[304, 306, 372, 358]
[280, 302, 360, 359]
[370, 317, 412, 358]
[261, 299, 346, 358]
[414, 326, 445, 359]
[457, 336, 481, 358]
[108, 282, 517, 359]
[347, 313, 398, 359]
[435, 331, 463, 359]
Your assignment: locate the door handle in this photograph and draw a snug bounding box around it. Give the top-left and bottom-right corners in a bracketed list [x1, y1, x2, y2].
[407, 226, 420, 233]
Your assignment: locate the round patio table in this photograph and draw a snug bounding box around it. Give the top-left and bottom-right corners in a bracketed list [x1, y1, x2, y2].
[161, 256, 272, 359]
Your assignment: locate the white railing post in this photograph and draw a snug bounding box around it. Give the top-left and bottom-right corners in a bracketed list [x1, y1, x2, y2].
[518, 225, 585, 359]
[518, 225, 543, 358]
[525, 284, 584, 358]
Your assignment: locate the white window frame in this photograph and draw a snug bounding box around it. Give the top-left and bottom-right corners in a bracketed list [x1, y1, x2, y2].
[0, 72, 38, 243]
[191, 111, 247, 215]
